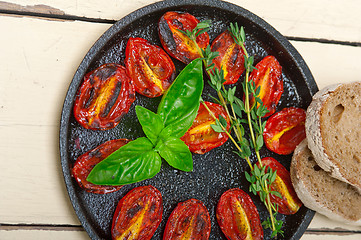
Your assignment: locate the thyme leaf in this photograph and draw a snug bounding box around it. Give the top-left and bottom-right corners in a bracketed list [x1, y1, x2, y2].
[188, 20, 285, 238]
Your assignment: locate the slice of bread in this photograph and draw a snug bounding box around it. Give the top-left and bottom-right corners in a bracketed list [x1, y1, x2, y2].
[305, 82, 361, 192]
[291, 139, 361, 225]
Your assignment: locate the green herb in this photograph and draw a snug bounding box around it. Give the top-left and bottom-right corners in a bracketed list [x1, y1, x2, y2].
[86, 137, 161, 185]
[177, 20, 211, 42]
[87, 59, 204, 185]
[135, 105, 164, 145]
[188, 21, 284, 237]
[157, 58, 204, 138]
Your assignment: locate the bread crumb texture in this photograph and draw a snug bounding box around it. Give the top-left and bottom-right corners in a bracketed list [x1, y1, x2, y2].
[291, 140, 361, 223]
[320, 82, 361, 188]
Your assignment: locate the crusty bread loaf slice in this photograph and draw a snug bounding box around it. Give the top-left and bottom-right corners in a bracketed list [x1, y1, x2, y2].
[305, 82, 361, 192]
[291, 139, 361, 225]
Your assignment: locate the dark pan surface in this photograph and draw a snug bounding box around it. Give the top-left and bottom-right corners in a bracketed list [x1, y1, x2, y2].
[60, 0, 317, 239]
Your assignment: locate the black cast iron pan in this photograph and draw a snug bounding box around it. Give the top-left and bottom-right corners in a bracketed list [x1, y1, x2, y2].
[60, 0, 317, 239]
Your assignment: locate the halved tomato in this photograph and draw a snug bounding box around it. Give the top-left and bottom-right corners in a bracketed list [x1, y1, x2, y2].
[125, 37, 176, 98]
[257, 157, 302, 215]
[158, 11, 210, 64]
[263, 107, 306, 155]
[180, 101, 230, 154]
[112, 185, 163, 240]
[217, 188, 263, 240]
[73, 63, 135, 130]
[72, 139, 130, 194]
[249, 55, 283, 117]
[210, 30, 245, 85]
[163, 198, 211, 240]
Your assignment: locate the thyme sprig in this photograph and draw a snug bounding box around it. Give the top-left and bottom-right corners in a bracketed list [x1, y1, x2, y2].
[182, 20, 284, 237]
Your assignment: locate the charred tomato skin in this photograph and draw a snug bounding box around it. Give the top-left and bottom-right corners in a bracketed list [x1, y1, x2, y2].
[263, 107, 306, 155]
[181, 101, 230, 154]
[72, 139, 130, 194]
[111, 185, 163, 240]
[249, 55, 283, 117]
[158, 11, 210, 64]
[217, 188, 263, 240]
[211, 30, 245, 85]
[163, 198, 211, 240]
[257, 157, 303, 215]
[125, 37, 176, 98]
[73, 63, 135, 130]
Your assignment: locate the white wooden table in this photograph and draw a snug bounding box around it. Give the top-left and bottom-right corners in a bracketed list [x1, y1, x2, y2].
[1, 0, 361, 239]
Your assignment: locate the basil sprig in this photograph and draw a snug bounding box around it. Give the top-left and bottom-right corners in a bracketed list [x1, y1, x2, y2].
[87, 59, 204, 185]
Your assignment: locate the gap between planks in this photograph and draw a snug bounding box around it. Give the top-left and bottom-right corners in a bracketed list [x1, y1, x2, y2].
[0, 224, 83, 232]
[0, 8, 116, 23]
[0, 5, 360, 47]
[1, 224, 361, 236]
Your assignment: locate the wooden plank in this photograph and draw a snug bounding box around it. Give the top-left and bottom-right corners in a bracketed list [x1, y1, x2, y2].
[291, 41, 361, 90]
[0, 228, 360, 240]
[309, 214, 361, 232]
[0, 13, 361, 232]
[0, 0, 360, 43]
[0, 0, 65, 15]
[0, 15, 110, 225]
[0, 229, 89, 240]
[302, 233, 361, 240]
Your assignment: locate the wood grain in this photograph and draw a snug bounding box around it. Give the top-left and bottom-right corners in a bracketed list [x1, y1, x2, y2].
[1, 0, 361, 239]
[0, 0, 360, 43]
[1, 13, 361, 228]
[0, 15, 110, 225]
[0, 0, 64, 15]
[0, 228, 360, 240]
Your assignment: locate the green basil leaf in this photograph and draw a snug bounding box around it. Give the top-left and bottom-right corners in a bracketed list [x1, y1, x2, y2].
[155, 137, 193, 172]
[87, 137, 161, 185]
[157, 59, 203, 138]
[135, 105, 164, 145]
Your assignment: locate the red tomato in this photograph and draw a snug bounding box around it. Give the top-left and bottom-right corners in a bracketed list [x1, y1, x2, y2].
[181, 101, 230, 154]
[216, 188, 263, 240]
[73, 63, 135, 130]
[72, 139, 130, 194]
[163, 199, 211, 240]
[257, 157, 302, 215]
[125, 38, 176, 98]
[112, 185, 163, 240]
[263, 107, 306, 155]
[249, 55, 283, 117]
[158, 11, 210, 64]
[211, 30, 245, 85]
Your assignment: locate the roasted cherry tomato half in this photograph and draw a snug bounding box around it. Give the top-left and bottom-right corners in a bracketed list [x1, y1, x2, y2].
[163, 198, 211, 240]
[257, 157, 302, 215]
[73, 63, 135, 130]
[72, 139, 130, 194]
[181, 101, 230, 154]
[263, 107, 306, 155]
[158, 11, 210, 64]
[210, 30, 245, 85]
[217, 188, 263, 240]
[248, 55, 283, 117]
[125, 37, 176, 98]
[112, 185, 163, 240]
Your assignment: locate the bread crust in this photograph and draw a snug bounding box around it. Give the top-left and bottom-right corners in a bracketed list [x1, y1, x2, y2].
[305, 82, 361, 192]
[291, 140, 361, 226]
